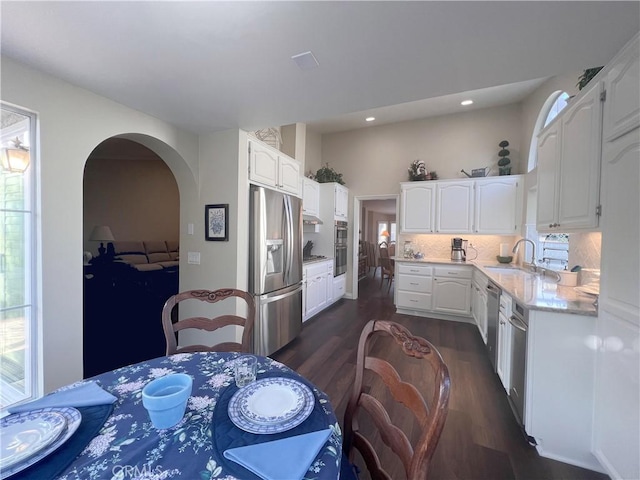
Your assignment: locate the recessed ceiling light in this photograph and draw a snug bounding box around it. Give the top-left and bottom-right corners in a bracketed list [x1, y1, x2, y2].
[365, 117, 375, 122]
[461, 100, 474, 106]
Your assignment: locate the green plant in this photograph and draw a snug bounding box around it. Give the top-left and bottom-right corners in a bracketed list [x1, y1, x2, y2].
[314, 163, 345, 185]
[577, 67, 603, 91]
[498, 140, 511, 175]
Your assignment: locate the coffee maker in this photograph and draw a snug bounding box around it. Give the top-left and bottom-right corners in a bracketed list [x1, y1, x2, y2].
[451, 237, 467, 262]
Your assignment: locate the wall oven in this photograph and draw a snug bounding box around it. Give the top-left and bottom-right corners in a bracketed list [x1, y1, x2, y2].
[335, 221, 348, 276]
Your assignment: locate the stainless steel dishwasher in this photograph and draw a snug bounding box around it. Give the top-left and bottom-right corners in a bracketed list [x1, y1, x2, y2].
[486, 281, 501, 370]
[508, 300, 529, 428]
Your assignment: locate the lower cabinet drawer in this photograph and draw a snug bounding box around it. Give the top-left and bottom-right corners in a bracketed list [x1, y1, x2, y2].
[397, 291, 432, 311]
[397, 274, 432, 293]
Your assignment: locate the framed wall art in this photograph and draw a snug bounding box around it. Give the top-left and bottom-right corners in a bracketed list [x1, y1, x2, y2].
[205, 204, 229, 241]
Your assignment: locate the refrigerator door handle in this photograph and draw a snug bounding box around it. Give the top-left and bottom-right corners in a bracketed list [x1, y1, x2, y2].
[284, 195, 293, 285]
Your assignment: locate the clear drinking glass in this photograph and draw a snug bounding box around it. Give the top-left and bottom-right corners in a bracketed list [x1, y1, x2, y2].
[234, 355, 257, 388]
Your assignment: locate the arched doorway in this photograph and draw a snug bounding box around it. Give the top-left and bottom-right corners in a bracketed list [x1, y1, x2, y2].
[82, 136, 181, 376]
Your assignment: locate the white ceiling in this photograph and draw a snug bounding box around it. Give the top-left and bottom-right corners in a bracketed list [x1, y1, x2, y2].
[2, 2, 638, 135]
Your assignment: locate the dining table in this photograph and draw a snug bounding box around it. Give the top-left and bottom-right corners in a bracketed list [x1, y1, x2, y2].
[6, 352, 342, 480]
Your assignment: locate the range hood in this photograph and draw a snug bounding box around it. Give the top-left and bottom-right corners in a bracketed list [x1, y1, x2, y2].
[302, 215, 323, 225]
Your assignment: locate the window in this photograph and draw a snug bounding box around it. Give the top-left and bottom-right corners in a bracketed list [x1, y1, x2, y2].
[539, 233, 569, 271]
[1, 104, 37, 409]
[377, 221, 396, 244]
[543, 92, 570, 127]
[527, 91, 570, 172]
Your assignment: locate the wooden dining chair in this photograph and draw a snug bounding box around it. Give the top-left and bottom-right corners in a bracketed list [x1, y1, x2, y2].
[343, 320, 451, 480]
[161, 288, 256, 355]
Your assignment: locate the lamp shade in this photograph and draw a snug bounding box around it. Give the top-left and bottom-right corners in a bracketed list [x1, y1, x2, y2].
[1, 138, 30, 173]
[89, 226, 115, 242]
[380, 230, 390, 237]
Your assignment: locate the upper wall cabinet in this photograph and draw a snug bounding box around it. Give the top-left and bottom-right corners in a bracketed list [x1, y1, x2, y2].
[401, 177, 522, 235]
[435, 181, 474, 233]
[302, 177, 320, 217]
[248, 139, 301, 197]
[474, 177, 521, 234]
[400, 182, 436, 233]
[602, 35, 640, 143]
[319, 182, 349, 221]
[536, 81, 603, 232]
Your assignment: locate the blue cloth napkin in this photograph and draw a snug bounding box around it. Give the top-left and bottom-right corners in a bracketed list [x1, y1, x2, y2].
[223, 428, 332, 480]
[8, 381, 117, 413]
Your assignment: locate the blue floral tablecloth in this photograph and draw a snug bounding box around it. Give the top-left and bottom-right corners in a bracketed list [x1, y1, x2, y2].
[57, 352, 342, 480]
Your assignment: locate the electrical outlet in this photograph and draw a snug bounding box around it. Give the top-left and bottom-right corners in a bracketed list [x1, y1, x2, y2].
[187, 252, 200, 264]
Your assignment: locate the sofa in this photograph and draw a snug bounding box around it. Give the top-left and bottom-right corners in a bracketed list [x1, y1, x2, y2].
[112, 240, 179, 272]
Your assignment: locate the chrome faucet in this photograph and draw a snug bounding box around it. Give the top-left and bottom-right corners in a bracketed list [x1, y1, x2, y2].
[512, 239, 537, 271]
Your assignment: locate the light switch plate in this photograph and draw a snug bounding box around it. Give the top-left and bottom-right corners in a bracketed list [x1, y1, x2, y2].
[188, 223, 194, 235]
[187, 252, 200, 264]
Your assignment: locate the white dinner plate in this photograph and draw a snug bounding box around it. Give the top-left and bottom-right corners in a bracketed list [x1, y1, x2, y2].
[0, 410, 67, 470]
[228, 378, 314, 434]
[0, 407, 81, 479]
[238, 378, 307, 425]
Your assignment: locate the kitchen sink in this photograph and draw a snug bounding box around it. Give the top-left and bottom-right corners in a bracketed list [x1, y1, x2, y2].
[485, 266, 527, 274]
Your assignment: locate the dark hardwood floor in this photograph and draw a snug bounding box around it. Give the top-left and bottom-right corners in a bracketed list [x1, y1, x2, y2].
[271, 271, 609, 480]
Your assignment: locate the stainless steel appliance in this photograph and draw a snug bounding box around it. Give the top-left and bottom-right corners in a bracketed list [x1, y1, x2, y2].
[334, 221, 348, 276]
[508, 300, 529, 427]
[249, 185, 303, 356]
[451, 237, 467, 262]
[486, 281, 501, 369]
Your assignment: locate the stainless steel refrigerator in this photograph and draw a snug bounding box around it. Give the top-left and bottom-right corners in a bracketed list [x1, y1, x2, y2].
[249, 185, 303, 356]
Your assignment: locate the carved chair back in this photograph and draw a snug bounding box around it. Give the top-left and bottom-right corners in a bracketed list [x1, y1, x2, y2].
[162, 288, 255, 355]
[343, 320, 451, 479]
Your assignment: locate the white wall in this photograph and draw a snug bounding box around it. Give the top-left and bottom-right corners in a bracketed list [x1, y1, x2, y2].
[1, 56, 201, 393]
[321, 104, 523, 196]
[304, 129, 322, 176]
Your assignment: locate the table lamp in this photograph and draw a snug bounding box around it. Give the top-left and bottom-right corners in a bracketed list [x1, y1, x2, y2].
[90, 226, 115, 256]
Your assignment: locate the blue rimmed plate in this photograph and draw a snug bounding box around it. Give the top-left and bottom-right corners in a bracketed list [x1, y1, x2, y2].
[0, 407, 81, 479]
[0, 410, 67, 470]
[228, 378, 314, 434]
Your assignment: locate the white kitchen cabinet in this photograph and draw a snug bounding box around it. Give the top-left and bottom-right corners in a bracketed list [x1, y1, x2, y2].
[525, 309, 601, 472]
[400, 182, 435, 233]
[536, 122, 561, 230]
[593, 35, 640, 480]
[472, 280, 488, 344]
[474, 176, 521, 234]
[332, 273, 346, 302]
[303, 177, 320, 217]
[303, 261, 330, 321]
[602, 34, 640, 143]
[593, 89, 639, 480]
[249, 139, 301, 197]
[497, 292, 512, 391]
[432, 266, 472, 316]
[435, 181, 474, 233]
[319, 182, 349, 221]
[395, 263, 433, 312]
[400, 177, 521, 234]
[536, 81, 603, 232]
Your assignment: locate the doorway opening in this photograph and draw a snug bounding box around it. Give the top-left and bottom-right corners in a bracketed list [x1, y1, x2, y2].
[351, 195, 399, 299]
[82, 137, 180, 377]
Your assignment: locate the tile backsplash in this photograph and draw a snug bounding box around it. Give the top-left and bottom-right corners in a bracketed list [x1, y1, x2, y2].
[396, 231, 601, 286]
[568, 231, 601, 286]
[398, 234, 518, 261]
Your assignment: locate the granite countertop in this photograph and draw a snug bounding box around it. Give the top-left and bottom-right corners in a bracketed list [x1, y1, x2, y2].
[393, 257, 598, 316]
[303, 256, 333, 265]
